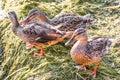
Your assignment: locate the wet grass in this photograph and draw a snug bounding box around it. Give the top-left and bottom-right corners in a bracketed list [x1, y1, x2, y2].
[0, 0, 120, 80]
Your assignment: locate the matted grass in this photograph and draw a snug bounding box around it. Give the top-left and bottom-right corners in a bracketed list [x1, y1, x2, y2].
[0, 0, 120, 80]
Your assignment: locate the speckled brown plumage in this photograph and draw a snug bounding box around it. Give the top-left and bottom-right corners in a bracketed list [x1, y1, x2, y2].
[65, 28, 113, 78]
[21, 9, 95, 32]
[8, 11, 72, 57]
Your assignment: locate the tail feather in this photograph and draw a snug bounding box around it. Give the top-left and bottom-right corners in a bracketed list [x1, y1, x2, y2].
[107, 38, 114, 47]
[104, 38, 114, 53]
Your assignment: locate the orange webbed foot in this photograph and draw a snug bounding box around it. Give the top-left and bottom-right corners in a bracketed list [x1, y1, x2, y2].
[25, 43, 34, 49]
[88, 70, 96, 78]
[87, 62, 99, 78]
[34, 52, 44, 58]
[33, 48, 44, 57]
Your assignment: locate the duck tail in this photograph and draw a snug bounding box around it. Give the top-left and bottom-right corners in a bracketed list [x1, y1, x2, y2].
[103, 38, 114, 52]
[83, 14, 91, 19]
[107, 38, 114, 47]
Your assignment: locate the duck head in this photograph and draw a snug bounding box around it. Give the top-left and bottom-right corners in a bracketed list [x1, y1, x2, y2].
[82, 14, 97, 29]
[8, 11, 19, 26]
[21, 9, 49, 24]
[65, 28, 87, 46]
[8, 11, 19, 34]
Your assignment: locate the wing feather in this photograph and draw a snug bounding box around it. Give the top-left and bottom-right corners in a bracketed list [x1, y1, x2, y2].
[22, 22, 64, 43]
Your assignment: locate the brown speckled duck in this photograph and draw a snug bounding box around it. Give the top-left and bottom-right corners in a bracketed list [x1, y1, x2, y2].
[21, 9, 96, 31]
[65, 28, 113, 78]
[8, 11, 72, 57]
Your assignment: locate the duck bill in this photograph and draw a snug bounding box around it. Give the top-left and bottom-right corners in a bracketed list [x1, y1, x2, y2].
[21, 16, 31, 25]
[65, 36, 76, 46]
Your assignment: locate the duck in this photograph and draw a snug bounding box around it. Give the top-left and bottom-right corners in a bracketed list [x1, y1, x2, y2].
[65, 28, 113, 78]
[21, 9, 96, 32]
[8, 11, 72, 57]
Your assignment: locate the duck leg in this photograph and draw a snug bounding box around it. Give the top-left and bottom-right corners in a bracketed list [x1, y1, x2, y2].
[88, 62, 99, 78]
[25, 42, 34, 49]
[34, 46, 44, 57]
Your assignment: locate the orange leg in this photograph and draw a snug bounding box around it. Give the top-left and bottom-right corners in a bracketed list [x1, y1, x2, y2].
[34, 46, 44, 57]
[88, 62, 99, 78]
[25, 43, 34, 49]
[75, 64, 86, 71]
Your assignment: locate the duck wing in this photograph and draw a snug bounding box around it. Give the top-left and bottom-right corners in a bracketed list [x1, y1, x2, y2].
[53, 13, 78, 19]
[52, 16, 84, 30]
[52, 15, 95, 31]
[22, 22, 64, 43]
[86, 37, 113, 57]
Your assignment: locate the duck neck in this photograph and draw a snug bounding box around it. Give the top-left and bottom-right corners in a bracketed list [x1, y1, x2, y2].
[79, 37, 88, 45]
[11, 14, 19, 34]
[37, 13, 50, 23]
[11, 14, 19, 28]
[71, 37, 88, 54]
